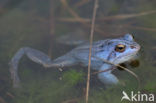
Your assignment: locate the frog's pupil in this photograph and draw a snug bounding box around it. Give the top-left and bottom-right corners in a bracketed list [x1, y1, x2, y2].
[118, 47, 123, 50]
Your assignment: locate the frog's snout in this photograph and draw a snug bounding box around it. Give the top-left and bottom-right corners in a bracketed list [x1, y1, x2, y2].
[131, 44, 141, 52]
[136, 44, 141, 51]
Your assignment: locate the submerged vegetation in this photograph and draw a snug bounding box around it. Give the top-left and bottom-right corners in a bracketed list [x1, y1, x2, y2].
[0, 0, 156, 103]
[63, 70, 85, 86]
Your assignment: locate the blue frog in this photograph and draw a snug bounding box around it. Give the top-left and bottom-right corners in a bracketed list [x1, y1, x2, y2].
[9, 34, 140, 88]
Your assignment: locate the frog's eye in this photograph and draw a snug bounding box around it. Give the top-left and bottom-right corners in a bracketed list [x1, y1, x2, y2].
[115, 44, 126, 52]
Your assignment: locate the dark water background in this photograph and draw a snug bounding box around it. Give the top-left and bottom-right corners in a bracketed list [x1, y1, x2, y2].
[0, 0, 156, 103]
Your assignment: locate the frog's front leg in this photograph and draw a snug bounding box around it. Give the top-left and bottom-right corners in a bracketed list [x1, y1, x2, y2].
[9, 47, 77, 88]
[97, 64, 119, 86]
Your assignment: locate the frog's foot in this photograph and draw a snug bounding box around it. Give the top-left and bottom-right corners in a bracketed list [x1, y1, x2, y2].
[9, 47, 77, 88]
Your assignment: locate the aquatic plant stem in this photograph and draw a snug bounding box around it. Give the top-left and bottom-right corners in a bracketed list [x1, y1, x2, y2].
[48, 0, 55, 58]
[59, 10, 156, 22]
[86, 0, 98, 103]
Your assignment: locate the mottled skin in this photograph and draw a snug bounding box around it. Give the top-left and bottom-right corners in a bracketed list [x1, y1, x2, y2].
[9, 34, 140, 88]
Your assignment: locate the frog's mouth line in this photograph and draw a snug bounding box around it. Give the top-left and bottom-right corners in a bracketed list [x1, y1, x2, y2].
[113, 52, 139, 64]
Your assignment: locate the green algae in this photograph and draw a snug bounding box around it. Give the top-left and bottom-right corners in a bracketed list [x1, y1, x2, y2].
[63, 69, 85, 85]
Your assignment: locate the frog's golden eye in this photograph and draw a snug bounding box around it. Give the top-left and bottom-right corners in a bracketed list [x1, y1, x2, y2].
[115, 44, 126, 52]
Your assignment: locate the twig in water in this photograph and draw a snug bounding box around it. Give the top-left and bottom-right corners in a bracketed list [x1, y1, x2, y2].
[126, 25, 156, 32]
[0, 96, 7, 103]
[91, 67, 115, 75]
[58, 10, 156, 22]
[62, 98, 80, 103]
[48, 0, 56, 58]
[98, 10, 156, 21]
[60, 0, 105, 35]
[85, 0, 98, 103]
[60, 0, 87, 23]
[75, 0, 91, 7]
[6, 92, 15, 98]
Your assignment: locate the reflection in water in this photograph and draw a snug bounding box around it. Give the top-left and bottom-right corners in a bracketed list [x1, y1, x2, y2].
[0, 0, 156, 103]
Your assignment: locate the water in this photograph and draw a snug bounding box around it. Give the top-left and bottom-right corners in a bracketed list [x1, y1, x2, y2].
[0, 0, 156, 103]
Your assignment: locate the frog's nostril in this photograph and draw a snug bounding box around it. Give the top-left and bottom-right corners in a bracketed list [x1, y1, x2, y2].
[130, 46, 135, 49]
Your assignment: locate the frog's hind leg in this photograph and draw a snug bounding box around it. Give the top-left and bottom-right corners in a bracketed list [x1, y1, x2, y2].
[9, 47, 77, 88]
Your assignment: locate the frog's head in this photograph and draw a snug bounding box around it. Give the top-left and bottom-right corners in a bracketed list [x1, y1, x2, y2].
[96, 34, 140, 64]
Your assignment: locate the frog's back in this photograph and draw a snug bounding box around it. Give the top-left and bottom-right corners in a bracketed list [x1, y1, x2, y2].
[69, 40, 109, 69]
